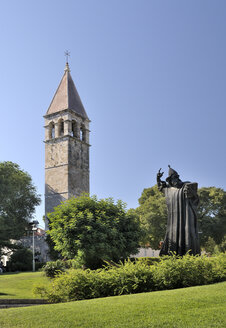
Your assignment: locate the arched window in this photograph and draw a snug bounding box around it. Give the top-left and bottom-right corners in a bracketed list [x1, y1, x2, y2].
[71, 120, 78, 137]
[49, 122, 55, 139]
[58, 119, 64, 137]
[80, 125, 86, 142]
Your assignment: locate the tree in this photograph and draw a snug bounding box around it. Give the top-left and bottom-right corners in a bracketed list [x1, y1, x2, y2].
[135, 185, 167, 249]
[7, 247, 33, 272]
[197, 187, 226, 245]
[0, 161, 41, 253]
[219, 236, 226, 252]
[47, 195, 142, 268]
[136, 185, 226, 249]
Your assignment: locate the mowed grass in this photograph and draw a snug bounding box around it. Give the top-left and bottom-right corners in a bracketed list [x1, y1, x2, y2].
[0, 282, 225, 328]
[0, 272, 49, 299]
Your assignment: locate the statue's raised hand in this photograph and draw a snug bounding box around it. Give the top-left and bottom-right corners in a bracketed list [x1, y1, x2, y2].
[157, 168, 164, 178]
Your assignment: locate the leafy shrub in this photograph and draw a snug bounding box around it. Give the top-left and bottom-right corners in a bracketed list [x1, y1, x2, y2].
[133, 257, 161, 265]
[43, 259, 83, 278]
[35, 260, 155, 302]
[7, 248, 33, 272]
[219, 236, 226, 252]
[47, 195, 142, 269]
[210, 253, 226, 282]
[203, 237, 218, 254]
[65, 258, 85, 270]
[43, 260, 66, 278]
[34, 253, 226, 303]
[152, 253, 217, 289]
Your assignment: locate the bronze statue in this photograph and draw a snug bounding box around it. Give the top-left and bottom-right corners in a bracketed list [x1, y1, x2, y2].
[157, 166, 200, 256]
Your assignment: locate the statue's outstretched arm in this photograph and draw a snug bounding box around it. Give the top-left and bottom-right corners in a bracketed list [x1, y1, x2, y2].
[157, 168, 166, 191]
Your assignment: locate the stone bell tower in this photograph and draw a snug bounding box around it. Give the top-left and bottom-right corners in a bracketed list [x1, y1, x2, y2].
[44, 62, 90, 227]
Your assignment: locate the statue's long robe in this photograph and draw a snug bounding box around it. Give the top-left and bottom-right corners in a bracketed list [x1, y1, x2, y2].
[160, 183, 200, 256]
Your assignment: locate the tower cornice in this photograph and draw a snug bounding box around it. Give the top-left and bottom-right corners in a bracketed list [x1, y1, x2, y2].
[44, 108, 91, 123]
[44, 135, 91, 147]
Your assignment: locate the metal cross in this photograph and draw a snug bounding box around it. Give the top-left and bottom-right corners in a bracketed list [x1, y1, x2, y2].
[64, 50, 70, 62]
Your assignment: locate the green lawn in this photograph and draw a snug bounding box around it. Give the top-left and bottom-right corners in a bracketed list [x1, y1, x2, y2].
[0, 272, 49, 299]
[0, 282, 225, 328]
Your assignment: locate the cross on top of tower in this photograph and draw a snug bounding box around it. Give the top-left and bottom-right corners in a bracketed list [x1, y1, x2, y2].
[64, 50, 70, 63]
[64, 50, 71, 72]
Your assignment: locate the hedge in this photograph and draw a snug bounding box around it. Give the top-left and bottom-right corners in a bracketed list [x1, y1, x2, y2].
[34, 253, 226, 303]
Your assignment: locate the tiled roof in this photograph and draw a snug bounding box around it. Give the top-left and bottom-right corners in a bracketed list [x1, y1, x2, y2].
[46, 63, 89, 119]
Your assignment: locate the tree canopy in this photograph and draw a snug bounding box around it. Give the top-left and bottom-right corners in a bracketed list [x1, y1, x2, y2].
[136, 185, 226, 249]
[47, 195, 142, 268]
[0, 161, 41, 252]
[135, 185, 167, 249]
[197, 187, 226, 245]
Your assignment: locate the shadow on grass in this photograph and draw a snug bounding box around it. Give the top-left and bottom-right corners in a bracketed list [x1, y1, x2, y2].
[0, 272, 20, 275]
[0, 293, 15, 296]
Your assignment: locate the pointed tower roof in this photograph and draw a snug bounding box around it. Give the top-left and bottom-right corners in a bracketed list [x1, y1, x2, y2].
[46, 63, 89, 120]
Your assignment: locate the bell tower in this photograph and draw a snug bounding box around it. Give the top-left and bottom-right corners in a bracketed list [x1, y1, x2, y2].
[44, 62, 90, 227]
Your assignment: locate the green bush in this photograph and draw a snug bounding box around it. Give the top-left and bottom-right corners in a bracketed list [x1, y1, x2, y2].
[35, 260, 155, 302]
[64, 258, 85, 270]
[47, 195, 142, 269]
[203, 237, 218, 254]
[133, 257, 161, 265]
[43, 259, 83, 278]
[34, 253, 226, 303]
[219, 236, 226, 252]
[7, 248, 33, 272]
[153, 254, 214, 289]
[210, 253, 226, 281]
[43, 260, 66, 278]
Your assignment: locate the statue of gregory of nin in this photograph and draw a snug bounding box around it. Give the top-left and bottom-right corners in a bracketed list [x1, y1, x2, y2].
[157, 166, 200, 256]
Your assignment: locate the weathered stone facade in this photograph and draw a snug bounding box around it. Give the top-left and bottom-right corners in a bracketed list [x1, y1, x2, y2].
[44, 63, 90, 229]
[19, 235, 49, 263]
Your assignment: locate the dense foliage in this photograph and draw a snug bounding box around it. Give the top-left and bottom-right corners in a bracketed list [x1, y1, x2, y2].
[47, 195, 142, 268]
[7, 248, 33, 272]
[135, 185, 167, 248]
[43, 257, 161, 278]
[198, 187, 226, 245]
[136, 185, 226, 249]
[43, 259, 82, 278]
[34, 253, 226, 302]
[0, 161, 41, 254]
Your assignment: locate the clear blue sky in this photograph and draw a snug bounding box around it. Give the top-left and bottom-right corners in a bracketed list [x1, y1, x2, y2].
[1, 1, 226, 228]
